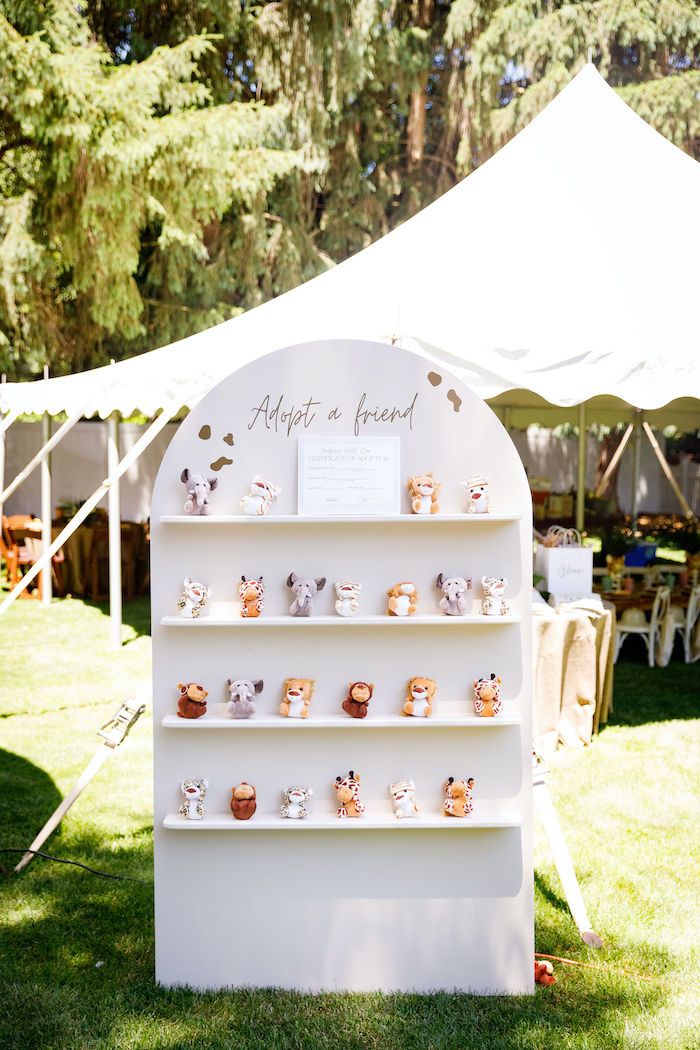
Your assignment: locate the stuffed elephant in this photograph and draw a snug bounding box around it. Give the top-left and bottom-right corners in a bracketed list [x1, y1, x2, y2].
[435, 573, 473, 616]
[287, 572, 326, 617]
[227, 678, 263, 719]
[181, 468, 217, 515]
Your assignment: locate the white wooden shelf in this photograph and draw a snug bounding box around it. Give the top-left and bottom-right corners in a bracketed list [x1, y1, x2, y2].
[161, 711, 522, 729]
[162, 606, 522, 627]
[160, 513, 521, 525]
[163, 811, 522, 831]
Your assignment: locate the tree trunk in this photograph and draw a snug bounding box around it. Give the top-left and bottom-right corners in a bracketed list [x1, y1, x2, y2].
[406, 0, 434, 170]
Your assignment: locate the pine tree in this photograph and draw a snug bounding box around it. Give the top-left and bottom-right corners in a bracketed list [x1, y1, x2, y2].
[1, 1, 698, 378]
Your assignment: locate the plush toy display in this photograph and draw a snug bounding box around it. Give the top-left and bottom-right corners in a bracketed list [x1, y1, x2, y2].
[342, 682, 374, 719]
[177, 577, 211, 618]
[227, 678, 263, 719]
[280, 678, 314, 718]
[480, 576, 509, 616]
[334, 770, 365, 818]
[280, 786, 314, 820]
[179, 778, 209, 820]
[463, 475, 491, 514]
[389, 779, 420, 819]
[387, 581, 418, 616]
[239, 576, 264, 618]
[408, 473, 440, 515]
[443, 776, 475, 817]
[334, 581, 361, 617]
[180, 468, 218, 516]
[230, 782, 257, 820]
[473, 673, 503, 717]
[403, 677, 436, 718]
[435, 573, 473, 616]
[177, 682, 208, 719]
[240, 475, 281, 516]
[287, 572, 327, 617]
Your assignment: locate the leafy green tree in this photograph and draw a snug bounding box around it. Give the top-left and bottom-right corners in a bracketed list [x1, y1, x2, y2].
[1, 1, 698, 379]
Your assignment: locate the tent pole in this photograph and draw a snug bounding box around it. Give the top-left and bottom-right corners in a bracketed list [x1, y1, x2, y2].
[630, 411, 643, 530]
[0, 407, 84, 506]
[0, 404, 179, 615]
[594, 423, 633, 499]
[40, 367, 52, 605]
[576, 402, 586, 533]
[642, 421, 696, 521]
[0, 375, 7, 521]
[107, 409, 122, 650]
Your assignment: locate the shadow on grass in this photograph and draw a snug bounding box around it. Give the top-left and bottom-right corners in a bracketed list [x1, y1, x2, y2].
[0, 749, 63, 864]
[0, 824, 675, 1050]
[83, 596, 152, 640]
[605, 642, 700, 728]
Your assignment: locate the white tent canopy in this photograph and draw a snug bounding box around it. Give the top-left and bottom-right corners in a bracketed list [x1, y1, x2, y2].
[2, 63, 699, 427]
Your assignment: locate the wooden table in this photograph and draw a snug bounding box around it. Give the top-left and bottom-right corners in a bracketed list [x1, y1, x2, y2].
[594, 586, 691, 613]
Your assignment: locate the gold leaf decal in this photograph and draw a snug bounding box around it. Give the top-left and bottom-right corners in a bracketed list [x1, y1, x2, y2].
[223, 433, 234, 446]
[427, 371, 443, 387]
[447, 389, 462, 413]
[210, 456, 233, 471]
[198, 425, 211, 440]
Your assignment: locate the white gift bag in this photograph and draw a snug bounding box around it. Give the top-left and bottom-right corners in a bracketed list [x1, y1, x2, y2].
[535, 527, 593, 602]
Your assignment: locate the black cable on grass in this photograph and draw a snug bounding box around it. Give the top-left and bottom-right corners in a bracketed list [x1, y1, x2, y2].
[0, 848, 152, 884]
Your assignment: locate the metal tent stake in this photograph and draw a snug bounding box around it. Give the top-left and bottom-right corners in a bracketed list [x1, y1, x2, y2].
[533, 752, 603, 948]
[14, 699, 146, 874]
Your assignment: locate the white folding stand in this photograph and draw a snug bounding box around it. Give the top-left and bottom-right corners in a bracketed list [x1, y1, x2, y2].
[150, 339, 534, 993]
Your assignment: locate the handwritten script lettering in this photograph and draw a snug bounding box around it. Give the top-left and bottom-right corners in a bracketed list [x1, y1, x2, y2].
[247, 392, 418, 438]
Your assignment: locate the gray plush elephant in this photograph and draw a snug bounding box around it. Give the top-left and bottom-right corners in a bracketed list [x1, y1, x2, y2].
[287, 572, 326, 617]
[435, 573, 473, 616]
[227, 678, 263, 719]
[181, 468, 218, 515]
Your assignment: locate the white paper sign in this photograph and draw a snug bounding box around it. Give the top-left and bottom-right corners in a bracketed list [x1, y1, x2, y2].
[298, 436, 401, 516]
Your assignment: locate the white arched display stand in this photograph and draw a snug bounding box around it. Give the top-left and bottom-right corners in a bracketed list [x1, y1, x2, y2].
[151, 339, 533, 993]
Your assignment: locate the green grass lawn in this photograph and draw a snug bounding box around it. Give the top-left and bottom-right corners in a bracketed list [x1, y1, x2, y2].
[1, 599, 699, 1050]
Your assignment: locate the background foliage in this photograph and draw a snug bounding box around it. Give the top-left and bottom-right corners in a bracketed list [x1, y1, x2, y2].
[1, 0, 699, 378]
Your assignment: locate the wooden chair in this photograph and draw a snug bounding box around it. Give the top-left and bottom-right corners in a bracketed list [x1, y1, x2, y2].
[1, 515, 65, 598]
[614, 586, 670, 667]
[85, 525, 135, 602]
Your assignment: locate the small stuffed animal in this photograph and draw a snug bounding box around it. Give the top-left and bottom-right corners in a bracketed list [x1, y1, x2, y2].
[403, 677, 436, 718]
[342, 682, 373, 719]
[230, 782, 257, 820]
[534, 960, 556, 986]
[227, 678, 263, 719]
[240, 475, 281, 516]
[177, 577, 211, 618]
[287, 572, 326, 617]
[408, 473, 440, 515]
[280, 786, 314, 820]
[334, 770, 365, 818]
[473, 673, 502, 717]
[390, 779, 419, 819]
[387, 581, 418, 617]
[179, 778, 208, 820]
[443, 776, 475, 817]
[463, 475, 491, 514]
[435, 573, 473, 616]
[480, 576, 509, 616]
[334, 581, 361, 617]
[239, 576, 264, 618]
[181, 468, 218, 516]
[280, 678, 314, 719]
[177, 682, 208, 719]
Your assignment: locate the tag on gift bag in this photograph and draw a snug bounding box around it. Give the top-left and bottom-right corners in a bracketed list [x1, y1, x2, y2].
[535, 526, 593, 602]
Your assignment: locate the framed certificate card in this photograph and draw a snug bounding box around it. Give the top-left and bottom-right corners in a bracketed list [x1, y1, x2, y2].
[298, 436, 401, 516]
